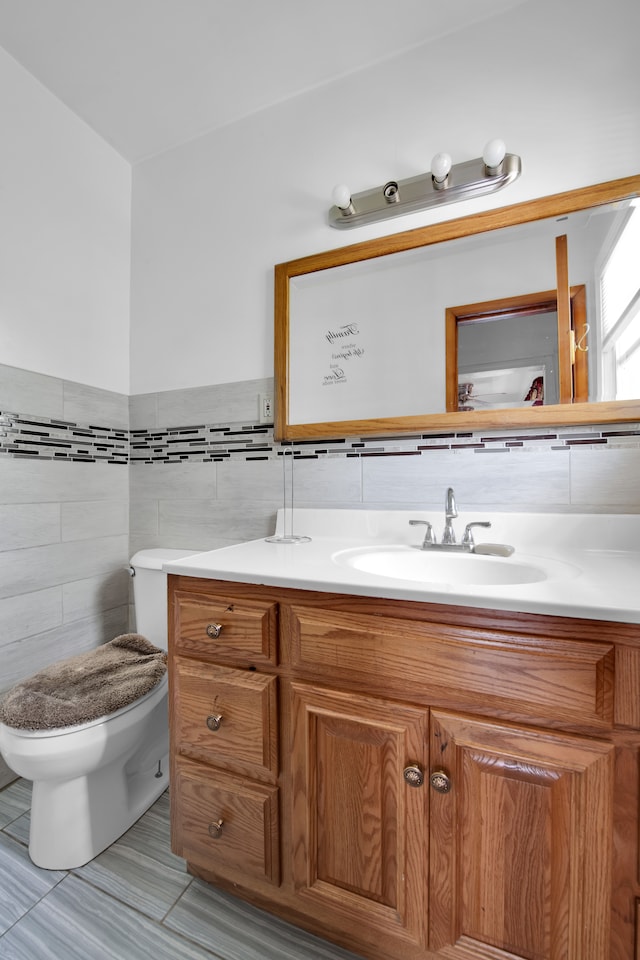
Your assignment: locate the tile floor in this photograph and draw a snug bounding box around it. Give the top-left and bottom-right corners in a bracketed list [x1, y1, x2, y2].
[0, 779, 364, 960]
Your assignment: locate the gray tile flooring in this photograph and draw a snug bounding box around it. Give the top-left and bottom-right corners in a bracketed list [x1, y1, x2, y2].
[0, 779, 364, 960]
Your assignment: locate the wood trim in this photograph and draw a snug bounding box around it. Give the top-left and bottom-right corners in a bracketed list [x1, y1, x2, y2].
[573, 284, 589, 403]
[444, 307, 458, 412]
[274, 173, 640, 440]
[556, 234, 573, 403]
[445, 285, 588, 412]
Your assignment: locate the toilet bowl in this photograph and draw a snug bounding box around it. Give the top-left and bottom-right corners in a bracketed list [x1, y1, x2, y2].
[0, 548, 195, 870]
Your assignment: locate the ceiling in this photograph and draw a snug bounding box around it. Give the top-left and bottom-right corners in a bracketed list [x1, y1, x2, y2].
[0, 0, 528, 163]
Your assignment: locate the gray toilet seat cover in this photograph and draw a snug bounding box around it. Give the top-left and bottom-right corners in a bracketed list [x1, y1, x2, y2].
[0, 634, 167, 731]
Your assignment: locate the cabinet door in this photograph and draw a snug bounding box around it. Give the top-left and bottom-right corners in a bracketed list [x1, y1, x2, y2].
[290, 681, 429, 953]
[429, 710, 613, 960]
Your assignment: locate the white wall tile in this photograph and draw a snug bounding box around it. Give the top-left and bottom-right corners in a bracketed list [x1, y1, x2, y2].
[216, 456, 361, 503]
[129, 393, 158, 430]
[0, 503, 61, 551]
[62, 570, 130, 623]
[570, 447, 640, 508]
[291, 457, 362, 503]
[0, 536, 129, 601]
[362, 449, 571, 510]
[0, 588, 62, 647]
[158, 498, 278, 545]
[129, 499, 159, 537]
[63, 381, 129, 429]
[156, 377, 274, 427]
[215, 458, 286, 501]
[61, 500, 128, 541]
[0, 364, 63, 417]
[130, 462, 215, 500]
[0, 460, 129, 504]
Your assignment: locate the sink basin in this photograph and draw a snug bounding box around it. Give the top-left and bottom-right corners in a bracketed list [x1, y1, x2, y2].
[333, 545, 579, 587]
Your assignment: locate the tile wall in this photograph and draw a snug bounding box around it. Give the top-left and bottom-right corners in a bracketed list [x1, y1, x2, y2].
[130, 379, 640, 554]
[3, 361, 640, 787]
[0, 365, 130, 788]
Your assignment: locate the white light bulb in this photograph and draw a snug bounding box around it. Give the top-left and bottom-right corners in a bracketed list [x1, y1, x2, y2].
[431, 152, 452, 183]
[482, 138, 506, 170]
[332, 184, 352, 210]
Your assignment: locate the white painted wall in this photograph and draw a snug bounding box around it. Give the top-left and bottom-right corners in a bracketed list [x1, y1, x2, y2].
[129, 0, 640, 395]
[0, 47, 131, 394]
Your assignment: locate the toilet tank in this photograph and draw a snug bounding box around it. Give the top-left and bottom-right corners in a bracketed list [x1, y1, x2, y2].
[129, 549, 197, 651]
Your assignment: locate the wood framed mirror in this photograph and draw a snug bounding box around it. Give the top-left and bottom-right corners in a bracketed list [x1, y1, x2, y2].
[274, 174, 640, 440]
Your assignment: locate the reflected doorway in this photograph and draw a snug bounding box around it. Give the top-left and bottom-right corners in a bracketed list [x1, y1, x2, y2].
[445, 287, 588, 412]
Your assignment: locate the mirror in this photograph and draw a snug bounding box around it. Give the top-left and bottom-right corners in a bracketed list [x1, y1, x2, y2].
[274, 175, 640, 440]
[446, 283, 588, 411]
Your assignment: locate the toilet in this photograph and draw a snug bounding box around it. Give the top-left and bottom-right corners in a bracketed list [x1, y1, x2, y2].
[0, 548, 194, 870]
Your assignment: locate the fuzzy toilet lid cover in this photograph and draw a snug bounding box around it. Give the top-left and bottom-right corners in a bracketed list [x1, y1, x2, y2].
[0, 634, 167, 731]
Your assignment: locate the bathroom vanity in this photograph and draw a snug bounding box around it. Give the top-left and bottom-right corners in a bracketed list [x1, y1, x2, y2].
[165, 509, 640, 960]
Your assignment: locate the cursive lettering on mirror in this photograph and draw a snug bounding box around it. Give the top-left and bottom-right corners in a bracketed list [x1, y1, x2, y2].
[325, 323, 361, 343]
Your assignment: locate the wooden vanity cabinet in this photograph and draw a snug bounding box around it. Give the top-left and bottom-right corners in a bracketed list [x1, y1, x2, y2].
[168, 575, 640, 960]
[168, 584, 280, 887]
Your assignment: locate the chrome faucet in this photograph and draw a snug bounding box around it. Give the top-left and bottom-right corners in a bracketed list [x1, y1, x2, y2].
[409, 486, 495, 552]
[442, 487, 458, 544]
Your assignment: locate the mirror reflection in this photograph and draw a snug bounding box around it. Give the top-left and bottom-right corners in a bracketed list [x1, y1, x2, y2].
[455, 299, 561, 410]
[448, 198, 639, 410]
[275, 177, 640, 439]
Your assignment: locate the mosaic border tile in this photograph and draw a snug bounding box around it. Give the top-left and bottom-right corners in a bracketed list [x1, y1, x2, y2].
[3, 409, 640, 465]
[0, 412, 128, 464]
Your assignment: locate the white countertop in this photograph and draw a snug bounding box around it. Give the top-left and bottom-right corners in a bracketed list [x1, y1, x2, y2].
[163, 509, 640, 624]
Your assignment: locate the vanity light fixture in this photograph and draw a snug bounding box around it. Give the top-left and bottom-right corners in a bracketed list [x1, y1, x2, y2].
[329, 139, 521, 229]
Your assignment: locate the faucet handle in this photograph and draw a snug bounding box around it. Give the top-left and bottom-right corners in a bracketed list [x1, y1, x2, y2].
[462, 521, 491, 548]
[409, 519, 436, 548]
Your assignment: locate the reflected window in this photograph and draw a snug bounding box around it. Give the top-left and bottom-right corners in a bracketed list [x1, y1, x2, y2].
[599, 199, 640, 399]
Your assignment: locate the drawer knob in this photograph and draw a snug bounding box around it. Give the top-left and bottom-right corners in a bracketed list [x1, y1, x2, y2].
[403, 764, 425, 788]
[206, 714, 223, 731]
[430, 770, 452, 794]
[206, 622, 223, 639]
[208, 819, 224, 839]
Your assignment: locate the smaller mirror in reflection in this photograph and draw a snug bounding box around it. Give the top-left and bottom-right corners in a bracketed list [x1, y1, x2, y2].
[457, 303, 558, 410]
[458, 365, 547, 412]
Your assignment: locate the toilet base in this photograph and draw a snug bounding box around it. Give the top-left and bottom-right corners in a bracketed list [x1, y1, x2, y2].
[29, 749, 169, 870]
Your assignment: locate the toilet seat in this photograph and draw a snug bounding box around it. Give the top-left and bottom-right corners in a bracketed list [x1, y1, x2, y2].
[2, 673, 168, 740]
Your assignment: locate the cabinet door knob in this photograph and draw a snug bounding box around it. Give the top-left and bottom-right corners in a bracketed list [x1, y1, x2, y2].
[208, 819, 224, 839]
[403, 764, 425, 787]
[206, 622, 223, 639]
[206, 714, 223, 731]
[430, 770, 452, 794]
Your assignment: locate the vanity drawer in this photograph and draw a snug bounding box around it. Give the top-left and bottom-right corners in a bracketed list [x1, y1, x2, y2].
[172, 658, 278, 779]
[171, 756, 279, 885]
[173, 591, 278, 665]
[283, 604, 615, 729]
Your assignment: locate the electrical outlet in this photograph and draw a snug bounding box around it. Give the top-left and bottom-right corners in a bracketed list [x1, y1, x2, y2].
[259, 394, 273, 423]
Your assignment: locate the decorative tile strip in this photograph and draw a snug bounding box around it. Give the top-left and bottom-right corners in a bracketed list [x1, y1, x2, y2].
[0, 412, 128, 464]
[3, 409, 640, 465]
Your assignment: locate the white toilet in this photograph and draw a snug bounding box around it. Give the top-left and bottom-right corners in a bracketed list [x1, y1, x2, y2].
[0, 548, 194, 870]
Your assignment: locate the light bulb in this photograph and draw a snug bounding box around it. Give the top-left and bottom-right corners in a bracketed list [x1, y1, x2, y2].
[332, 184, 352, 211]
[483, 138, 506, 171]
[431, 152, 452, 184]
